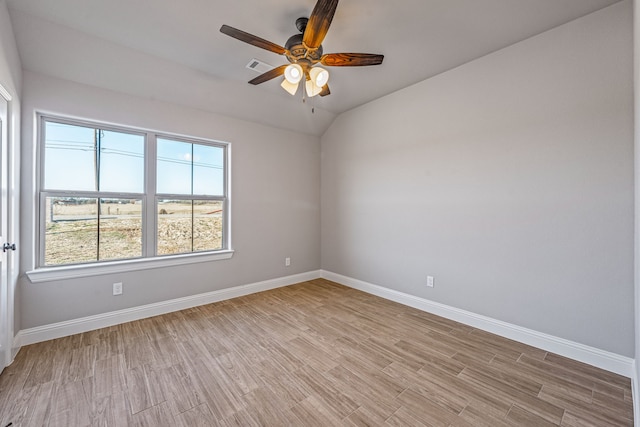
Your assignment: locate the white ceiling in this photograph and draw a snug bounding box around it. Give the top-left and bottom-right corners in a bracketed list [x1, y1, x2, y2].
[7, 0, 622, 136]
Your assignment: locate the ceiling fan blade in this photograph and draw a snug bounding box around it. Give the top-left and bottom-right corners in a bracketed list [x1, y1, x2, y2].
[303, 0, 339, 49]
[220, 24, 287, 55]
[319, 85, 331, 97]
[321, 53, 384, 67]
[248, 64, 287, 85]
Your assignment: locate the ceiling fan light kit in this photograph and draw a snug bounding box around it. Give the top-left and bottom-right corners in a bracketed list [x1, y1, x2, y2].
[220, 0, 383, 100]
[282, 63, 329, 97]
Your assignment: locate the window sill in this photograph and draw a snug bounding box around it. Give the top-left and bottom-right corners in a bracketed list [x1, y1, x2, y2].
[26, 250, 235, 283]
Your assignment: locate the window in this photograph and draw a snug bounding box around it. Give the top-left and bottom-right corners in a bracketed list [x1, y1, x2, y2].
[37, 115, 229, 268]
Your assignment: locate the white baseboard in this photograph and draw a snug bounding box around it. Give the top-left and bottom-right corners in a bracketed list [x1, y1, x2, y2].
[16, 270, 322, 347]
[11, 336, 21, 359]
[321, 270, 635, 378]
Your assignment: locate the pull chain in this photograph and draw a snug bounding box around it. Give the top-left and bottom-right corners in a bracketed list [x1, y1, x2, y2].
[300, 86, 315, 114]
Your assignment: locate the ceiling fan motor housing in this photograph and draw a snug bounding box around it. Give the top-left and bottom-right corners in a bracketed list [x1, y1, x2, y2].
[285, 18, 323, 64]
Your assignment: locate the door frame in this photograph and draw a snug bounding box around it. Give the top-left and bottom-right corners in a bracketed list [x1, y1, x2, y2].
[0, 82, 15, 370]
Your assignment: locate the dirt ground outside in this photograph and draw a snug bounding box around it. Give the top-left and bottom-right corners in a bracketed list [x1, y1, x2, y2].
[44, 199, 223, 265]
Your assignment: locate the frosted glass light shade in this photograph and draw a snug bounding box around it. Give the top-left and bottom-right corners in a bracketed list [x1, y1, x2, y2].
[284, 64, 303, 84]
[281, 79, 299, 95]
[305, 80, 323, 97]
[309, 67, 329, 87]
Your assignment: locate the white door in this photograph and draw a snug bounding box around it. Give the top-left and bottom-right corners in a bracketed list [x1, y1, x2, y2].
[0, 92, 10, 371]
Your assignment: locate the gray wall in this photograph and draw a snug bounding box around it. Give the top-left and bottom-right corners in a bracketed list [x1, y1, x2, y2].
[19, 71, 321, 328]
[321, 2, 634, 356]
[0, 1, 20, 93]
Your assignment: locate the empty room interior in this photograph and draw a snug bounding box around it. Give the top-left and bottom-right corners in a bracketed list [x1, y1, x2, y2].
[0, 0, 639, 425]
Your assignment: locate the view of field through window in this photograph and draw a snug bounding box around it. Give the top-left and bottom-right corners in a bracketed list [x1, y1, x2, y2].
[45, 198, 223, 265]
[41, 118, 227, 267]
[45, 197, 142, 265]
[157, 199, 223, 255]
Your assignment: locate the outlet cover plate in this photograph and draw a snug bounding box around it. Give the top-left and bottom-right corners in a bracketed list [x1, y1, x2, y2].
[113, 282, 123, 296]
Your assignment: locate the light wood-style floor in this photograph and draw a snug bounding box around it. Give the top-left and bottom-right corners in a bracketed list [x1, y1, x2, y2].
[0, 279, 633, 426]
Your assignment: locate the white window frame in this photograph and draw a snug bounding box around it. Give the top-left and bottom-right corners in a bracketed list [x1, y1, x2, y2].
[27, 114, 233, 283]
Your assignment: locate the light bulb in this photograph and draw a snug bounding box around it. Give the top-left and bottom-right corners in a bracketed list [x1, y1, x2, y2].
[309, 67, 329, 87]
[284, 64, 303, 84]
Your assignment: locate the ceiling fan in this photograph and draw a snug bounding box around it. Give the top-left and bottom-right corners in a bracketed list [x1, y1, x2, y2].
[220, 0, 384, 98]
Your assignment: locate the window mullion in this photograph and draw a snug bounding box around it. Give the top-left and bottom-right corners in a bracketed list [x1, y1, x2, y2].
[144, 132, 157, 257]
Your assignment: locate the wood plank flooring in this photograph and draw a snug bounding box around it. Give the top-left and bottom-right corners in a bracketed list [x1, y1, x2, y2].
[0, 279, 633, 426]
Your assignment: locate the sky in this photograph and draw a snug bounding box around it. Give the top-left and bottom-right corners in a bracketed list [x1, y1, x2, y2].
[44, 121, 225, 197]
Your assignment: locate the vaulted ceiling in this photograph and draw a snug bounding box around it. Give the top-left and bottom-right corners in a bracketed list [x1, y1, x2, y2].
[7, 0, 622, 135]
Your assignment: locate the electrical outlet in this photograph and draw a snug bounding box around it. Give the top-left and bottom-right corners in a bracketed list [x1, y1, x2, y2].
[285, 257, 291, 267]
[113, 282, 123, 296]
[427, 276, 434, 288]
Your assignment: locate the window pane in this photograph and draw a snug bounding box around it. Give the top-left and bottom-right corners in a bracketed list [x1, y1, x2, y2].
[157, 199, 224, 255]
[193, 144, 224, 196]
[193, 200, 223, 251]
[157, 138, 192, 194]
[157, 200, 193, 255]
[99, 198, 143, 261]
[44, 122, 97, 191]
[100, 131, 144, 193]
[45, 197, 98, 265]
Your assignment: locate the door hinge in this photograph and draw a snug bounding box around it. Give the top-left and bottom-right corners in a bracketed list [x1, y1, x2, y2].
[2, 243, 15, 252]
